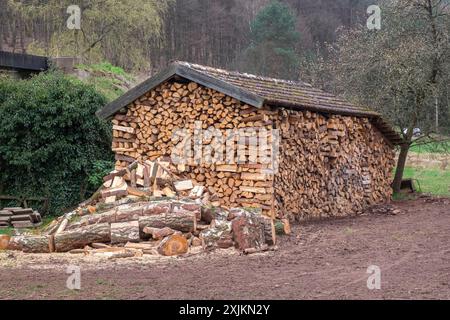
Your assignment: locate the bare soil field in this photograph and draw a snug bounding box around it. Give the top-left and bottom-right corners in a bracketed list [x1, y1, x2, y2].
[0, 197, 449, 300]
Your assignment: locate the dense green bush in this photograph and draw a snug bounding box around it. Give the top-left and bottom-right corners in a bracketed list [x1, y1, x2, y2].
[87, 159, 115, 190]
[0, 72, 113, 215]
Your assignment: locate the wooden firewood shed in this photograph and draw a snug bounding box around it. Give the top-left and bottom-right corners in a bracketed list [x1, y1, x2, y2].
[96, 61, 403, 220]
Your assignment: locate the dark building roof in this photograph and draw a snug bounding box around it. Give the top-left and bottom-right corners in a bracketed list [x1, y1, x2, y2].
[0, 51, 48, 72]
[97, 61, 403, 145]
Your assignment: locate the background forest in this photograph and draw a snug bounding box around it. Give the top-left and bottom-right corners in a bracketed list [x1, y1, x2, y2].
[0, 0, 373, 74]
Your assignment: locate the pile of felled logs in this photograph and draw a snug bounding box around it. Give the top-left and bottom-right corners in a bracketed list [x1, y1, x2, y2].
[1, 154, 283, 257]
[0, 207, 42, 229]
[4, 199, 278, 256]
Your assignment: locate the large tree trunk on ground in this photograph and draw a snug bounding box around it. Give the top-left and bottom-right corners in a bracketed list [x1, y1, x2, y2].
[111, 221, 140, 244]
[139, 211, 196, 233]
[393, 143, 411, 193]
[232, 214, 266, 250]
[199, 219, 232, 248]
[66, 201, 174, 231]
[54, 223, 111, 252]
[66, 209, 117, 231]
[172, 202, 201, 221]
[7, 235, 51, 253]
[115, 205, 144, 222]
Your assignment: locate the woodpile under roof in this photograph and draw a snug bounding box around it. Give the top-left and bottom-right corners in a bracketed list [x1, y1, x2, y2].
[97, 61, 403, 145]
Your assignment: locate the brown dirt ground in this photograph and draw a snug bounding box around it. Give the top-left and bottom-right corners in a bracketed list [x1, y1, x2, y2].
[0, 197, 449, 300]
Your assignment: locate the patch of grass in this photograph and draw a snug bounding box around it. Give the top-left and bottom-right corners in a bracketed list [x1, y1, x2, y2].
[0, 228, 13, 236]
[0, 216, 57, 236]
[41, 215, 56, 226]
[85, 76, 126, 102]
[274, 220, 285, 235]
[75, 62, 134, 102]
[28, 284, 46, 290]
[77, 62, 132, 80]
[96, 279, 116, 287]
[53, 289, 82, 299]
[344, 227, 354, 235]
[410, 140, 450, 154]
[69, 214, 82, 224]
[402, 167, 450, 196]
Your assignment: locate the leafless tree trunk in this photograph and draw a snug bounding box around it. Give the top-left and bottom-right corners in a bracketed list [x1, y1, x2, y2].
[393, 143, 410, 193]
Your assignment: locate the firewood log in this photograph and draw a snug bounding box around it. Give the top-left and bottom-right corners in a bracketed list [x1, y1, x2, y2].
[199, 219, 232, 248]
[190, 236, 202, 247]
[10, 208, 33, 215]
[201, 206, 227, 224]
[127, 186, 151, 197]
[142, 201, 172, 216]
[66, 209, 117, 230]
[139, 211, 196, 233]
[231, 214, 266, 250]
[124, 242, 157, 250]
[171, 201, 201, 221]
[55, 218, 69, 235]
[263, 216, 276, 246]
[91, 243, 111, 249]
[174, 180, 194, 191]
[110, 221, 140, 244]
[7, 235, 51, 253]
[157, 234, 188, 256]
[142, 226, 176, 240]
[0, 235, 11, 250]
[54, 223, 111, 252]
[66, 201, 175, 231]
[244, 244, 270, 255]
[108, 251, 138, 259]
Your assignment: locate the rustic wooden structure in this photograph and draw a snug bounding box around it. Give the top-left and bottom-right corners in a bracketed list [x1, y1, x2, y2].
[0, 51, 48, 78]
[97, 62, 402, 220]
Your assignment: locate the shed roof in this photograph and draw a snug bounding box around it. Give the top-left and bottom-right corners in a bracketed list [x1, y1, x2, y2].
[97, 61, 403, 145]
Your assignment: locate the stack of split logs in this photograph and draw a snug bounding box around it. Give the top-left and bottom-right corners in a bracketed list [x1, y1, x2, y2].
[109, 80, 395, 221]
[0, 207, 42, 229]
[111, 81, 276, 217]
[99, 159, 199, 204]
[4, 198, 281, 257]
[274, 109, 395, 220]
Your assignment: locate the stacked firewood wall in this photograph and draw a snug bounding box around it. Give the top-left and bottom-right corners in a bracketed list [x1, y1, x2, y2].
[273, 109, 395, 220]
[109, 80, 395, 220]
[111, 81, 276, 217]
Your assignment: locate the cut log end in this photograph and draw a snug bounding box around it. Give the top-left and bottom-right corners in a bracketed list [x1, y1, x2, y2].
[157, 234, 188, 256]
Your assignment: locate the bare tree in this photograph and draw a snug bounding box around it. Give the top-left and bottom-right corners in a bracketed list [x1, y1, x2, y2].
[303, 0, 449, 193]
